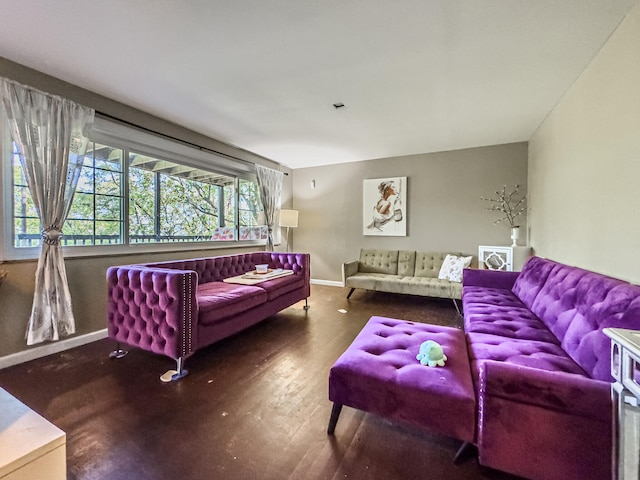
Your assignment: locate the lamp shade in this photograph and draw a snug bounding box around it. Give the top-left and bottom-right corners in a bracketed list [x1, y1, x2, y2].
[280, 209, 299, 228]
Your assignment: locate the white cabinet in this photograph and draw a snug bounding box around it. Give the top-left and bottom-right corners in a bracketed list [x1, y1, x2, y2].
[604, 328, 640, 480]
[478, 245, 531, 272]
[0, 387, 66, 480]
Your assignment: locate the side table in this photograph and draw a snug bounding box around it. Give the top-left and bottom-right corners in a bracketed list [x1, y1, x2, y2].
[603, 327, 640, 480]
[0, 387, 66, 479]
[478, 245, 531, 272]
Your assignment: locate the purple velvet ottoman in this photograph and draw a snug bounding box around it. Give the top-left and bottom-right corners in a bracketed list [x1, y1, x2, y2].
[328, 316, 476, 446]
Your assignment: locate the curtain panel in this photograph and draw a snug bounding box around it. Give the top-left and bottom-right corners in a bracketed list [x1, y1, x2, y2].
[255, 164, 284, 251]
[0, 77, 95, 345]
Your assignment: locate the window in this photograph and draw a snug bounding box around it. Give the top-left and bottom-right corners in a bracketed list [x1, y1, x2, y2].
[66, 143, 124, 246]
[2, 117, 267, 258]
[128, 152, 237, 243]
[238, 179, 268, 241]
[12, 141, 39, 247]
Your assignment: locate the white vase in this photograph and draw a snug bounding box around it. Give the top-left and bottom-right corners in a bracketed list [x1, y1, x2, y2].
[510, 226, 520, 247]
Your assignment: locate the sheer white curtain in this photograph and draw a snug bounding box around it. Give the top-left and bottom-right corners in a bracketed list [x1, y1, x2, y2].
[0, 77, 94, 345]
[255, 164, 284, 251]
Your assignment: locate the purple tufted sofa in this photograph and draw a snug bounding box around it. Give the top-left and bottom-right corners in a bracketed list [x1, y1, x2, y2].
[463, 255, 640, 480]
[107, 252, 310, 380]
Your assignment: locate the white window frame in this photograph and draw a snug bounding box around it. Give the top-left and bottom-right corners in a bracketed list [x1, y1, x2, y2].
[0, 116, 268, 261]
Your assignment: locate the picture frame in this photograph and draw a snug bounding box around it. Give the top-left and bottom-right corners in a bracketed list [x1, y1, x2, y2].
[363, 176, 407, 236]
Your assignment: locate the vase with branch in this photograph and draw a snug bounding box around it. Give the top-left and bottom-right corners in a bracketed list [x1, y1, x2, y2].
[481, 185, 527, 246]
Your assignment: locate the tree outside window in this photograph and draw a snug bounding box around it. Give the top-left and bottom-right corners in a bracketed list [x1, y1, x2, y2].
[10, 142, 265, 248]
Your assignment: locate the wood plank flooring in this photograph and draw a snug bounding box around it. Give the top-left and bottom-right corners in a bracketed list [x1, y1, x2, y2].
[0, 285, 522, 480]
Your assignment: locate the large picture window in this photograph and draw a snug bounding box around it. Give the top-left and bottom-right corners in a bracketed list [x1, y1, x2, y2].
[128, 152, 237, 243]
[4, 118, 267, 255]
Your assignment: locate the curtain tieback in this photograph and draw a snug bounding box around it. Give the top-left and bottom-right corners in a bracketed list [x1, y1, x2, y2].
[42, 225, 63, 245]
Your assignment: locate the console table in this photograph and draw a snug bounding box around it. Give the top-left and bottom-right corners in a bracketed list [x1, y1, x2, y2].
[478, 245, 531, 272]
[0, 387, 66, 479]
[603, 328, 640, 480]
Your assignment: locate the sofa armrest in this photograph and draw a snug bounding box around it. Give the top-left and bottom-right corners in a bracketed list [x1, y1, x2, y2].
[479, 360, 611, 420]
[463, 268, 520, 290]
[264, 252, 311, 297]
[107, 266, 199, 360]
[266, 252, 309, 273]
[342, 260, 359, 286]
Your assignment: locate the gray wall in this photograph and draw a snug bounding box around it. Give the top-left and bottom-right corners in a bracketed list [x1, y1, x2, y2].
[291, 142, 528, 282]
[0, 247, 257, 357]
[528, 1, 640, 284]
[0, 58, 292, 357]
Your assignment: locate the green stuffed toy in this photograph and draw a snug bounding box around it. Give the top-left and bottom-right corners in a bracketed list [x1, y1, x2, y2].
[416, 340, 447, 367]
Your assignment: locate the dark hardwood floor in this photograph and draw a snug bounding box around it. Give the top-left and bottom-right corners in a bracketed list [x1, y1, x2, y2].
[0, 285, 522, 480]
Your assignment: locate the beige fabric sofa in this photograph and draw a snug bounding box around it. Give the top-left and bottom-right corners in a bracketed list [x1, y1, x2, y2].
[342, 249, 466, 312]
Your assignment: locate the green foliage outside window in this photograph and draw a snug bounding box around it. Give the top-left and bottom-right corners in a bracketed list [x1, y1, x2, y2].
[11, 141, 265, 248]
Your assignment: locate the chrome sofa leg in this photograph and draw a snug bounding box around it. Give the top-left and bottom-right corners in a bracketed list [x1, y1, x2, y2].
[346, 288, 355, 299]
[160, 356, 189, 383]
[452, 299, 462, 316]
[160, 357, 189, 383]
[173, 357, 189, 381]
[109, 343, 128, 359]
[327, 403, 343, 434]
[453, 442, 475, 464]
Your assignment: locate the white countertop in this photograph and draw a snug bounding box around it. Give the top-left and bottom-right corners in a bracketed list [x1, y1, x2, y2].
[0, 387, 65, 478]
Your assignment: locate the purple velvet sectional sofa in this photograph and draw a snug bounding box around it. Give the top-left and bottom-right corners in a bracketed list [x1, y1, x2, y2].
[463, 255, 640, 480]
[106, 252, 310, 380]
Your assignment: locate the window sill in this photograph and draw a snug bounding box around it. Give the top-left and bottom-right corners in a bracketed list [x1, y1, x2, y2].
[0, 239, 277, 263]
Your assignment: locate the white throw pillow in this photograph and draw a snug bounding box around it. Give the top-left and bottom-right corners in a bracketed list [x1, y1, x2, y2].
[438, 254, 473, 283]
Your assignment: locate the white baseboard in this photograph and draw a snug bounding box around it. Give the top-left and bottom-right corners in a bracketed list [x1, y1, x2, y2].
[0, 281, 341, 369]
[310, 278, 344, 287]
[0, 328, 108, 370]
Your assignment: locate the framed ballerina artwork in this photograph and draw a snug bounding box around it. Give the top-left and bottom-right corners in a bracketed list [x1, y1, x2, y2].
[363, 176, 407, 236]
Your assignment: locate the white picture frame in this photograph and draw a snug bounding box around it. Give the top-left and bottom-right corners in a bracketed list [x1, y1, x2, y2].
[363, 177, 407, 236]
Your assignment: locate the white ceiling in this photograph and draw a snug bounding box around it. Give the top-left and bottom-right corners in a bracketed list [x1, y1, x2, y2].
[0, 0, 636, 169]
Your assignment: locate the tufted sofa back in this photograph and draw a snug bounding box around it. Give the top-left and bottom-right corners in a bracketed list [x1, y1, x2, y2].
[397, 250, 416, 276]
[144, 252, 309, 285]
[358, 249, 399, 275]
[511, 255, 556, 309]
[413, 252, 457, 278]
[357, 249, 459, 278]
[515, 257, 640, 381]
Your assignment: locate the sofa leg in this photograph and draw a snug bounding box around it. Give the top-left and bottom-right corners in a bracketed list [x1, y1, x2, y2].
[346, 288, 355, 299]
[172, 357, 189, 381]
[304, 298, 310, 311]
[327, 403, 343, 434]
[452, 299, 462, 316]
[160, 356, 189, 383]
[109, 343, 128, 359]
[453, 442, 475, 464]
